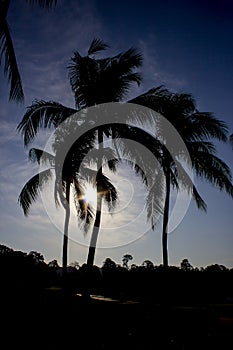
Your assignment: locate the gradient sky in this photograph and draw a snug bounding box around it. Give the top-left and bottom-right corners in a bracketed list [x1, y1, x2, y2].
[0, 0, 232, 268]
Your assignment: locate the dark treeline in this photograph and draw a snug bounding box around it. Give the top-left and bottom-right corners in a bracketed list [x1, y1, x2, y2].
[1, 244, 233, 305]
[1, 244, 233, 349]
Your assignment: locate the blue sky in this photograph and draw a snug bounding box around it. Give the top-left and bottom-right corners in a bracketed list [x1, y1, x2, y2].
[0, 0, 232, 268]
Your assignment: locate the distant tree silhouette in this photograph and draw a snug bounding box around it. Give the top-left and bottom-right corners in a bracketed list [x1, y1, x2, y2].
[0, 244, 13, 255]
[142, 260, 154, 270]
[180, 258, 194, 271]
[122, 254, 133, 269]
[204, 264, 228, 272]
[48, 259, 59, 268]
[69, 261, 80, 270]
[28, 250, 45, 264]
[102, 258, 117, 270]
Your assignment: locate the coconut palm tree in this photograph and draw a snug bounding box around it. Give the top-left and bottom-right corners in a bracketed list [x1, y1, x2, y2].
[18, 146, 95, 278]
[68, 46, 146, 245]
[130, 86, 233, 267]
[18, 138, 119, 275]
[0, 0, 57, 103]
[17, 39, 144, 268]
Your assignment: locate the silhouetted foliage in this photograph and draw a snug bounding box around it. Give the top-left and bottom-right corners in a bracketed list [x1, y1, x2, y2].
[48, 259, 59, 268]
[180, 258, 194, 271]
[122, 254, 133, 269]
[0, 0, 58, 103]
[1, 243, 233, 306]
[142, 259, 154, 270]
[1, 244, 233, 349]
[102, 257, 117, 270]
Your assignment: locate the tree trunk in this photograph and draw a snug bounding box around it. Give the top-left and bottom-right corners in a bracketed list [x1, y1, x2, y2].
[162, 169, 170, 268]
[87, 128, 104, 267]
[62, 182, 70, 281]
[87, 192, 103, 266]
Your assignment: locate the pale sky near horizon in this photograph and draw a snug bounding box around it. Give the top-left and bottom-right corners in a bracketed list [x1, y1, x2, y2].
[0, 0, 232, 268]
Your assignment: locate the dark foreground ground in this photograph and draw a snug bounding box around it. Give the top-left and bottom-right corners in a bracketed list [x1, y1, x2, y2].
[1, 288, 233, 350]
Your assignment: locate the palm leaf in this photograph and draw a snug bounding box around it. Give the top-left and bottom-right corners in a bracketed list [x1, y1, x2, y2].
[186, 141, 216, 155]
[73, 179, 94, 234]
[0, 19, 24, 103]
[29, 148, 55, 166]
[68, 40, 142, 108]
[83, 146, 119, 173]
[88, 38, 109, 56]
[18, 168, 53, 216]
[96, 173, 118, 211]
[17, 100, 77, 146]
[128, 86, 170, 113]
[186, 112, 228, 142]
[145, 169, 165, 229]
[192, 185, 207, 212]
[173, 159, 207, 211]
[192, 152, 233, 196]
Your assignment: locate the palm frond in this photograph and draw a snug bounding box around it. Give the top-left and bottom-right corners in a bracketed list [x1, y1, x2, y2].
[18, 168, 53, 216]
[187, 112, 228, 142]
[83, 146, 119, 173]
[97, 173, 118, 212]
[78, 167, 98, 186]
[192, 152, 233, 196]
[0, 20, 24, 103]
[192, 185, 207, 212]
[73, 179, 94, 234]
[17, 100, 77, 146]
[170, 167, 179, 190]
[114, 47, 143, 71]
[88, 38, 109, 56]
[145, 169, 165, 230]
[173, 159, 207, 211]
[68, 42, 142, 108]
[187, 141, 216, 155]
[128, 86, 170, 112]
[29, 148, 55, 166]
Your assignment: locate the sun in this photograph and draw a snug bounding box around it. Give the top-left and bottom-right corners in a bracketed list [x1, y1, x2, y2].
[83, 185, 97, 205]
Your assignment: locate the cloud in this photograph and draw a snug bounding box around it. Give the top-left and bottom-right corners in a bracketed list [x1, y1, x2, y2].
[0, 120, 22, 144]
[138, 38, 187, 92]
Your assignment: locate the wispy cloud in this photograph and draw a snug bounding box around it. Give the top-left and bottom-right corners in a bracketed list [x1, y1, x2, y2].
[12, 0, 105, 106]
[138, 38, 187, 92]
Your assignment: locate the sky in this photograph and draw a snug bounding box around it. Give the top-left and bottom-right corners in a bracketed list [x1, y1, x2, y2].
[0, 0, 232, 268]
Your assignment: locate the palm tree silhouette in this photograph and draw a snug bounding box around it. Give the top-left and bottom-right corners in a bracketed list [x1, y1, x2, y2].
[0, 0, 57, 103]
[130, 86, 233, 267]
[17, 39, 232, 270]
[18, 115, 121, 276]
[17, 39, 144, 268]
[18, 146, 94, 277]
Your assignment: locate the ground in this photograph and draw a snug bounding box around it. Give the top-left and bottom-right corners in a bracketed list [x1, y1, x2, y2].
[2, 288, 233, 349]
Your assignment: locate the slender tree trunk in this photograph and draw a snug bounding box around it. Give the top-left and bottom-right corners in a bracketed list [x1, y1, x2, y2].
[162, 169, 170, 268]
[62, 181, 70, 281]
[87, 128, 103, 267]
[87, 193, 103, 266]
